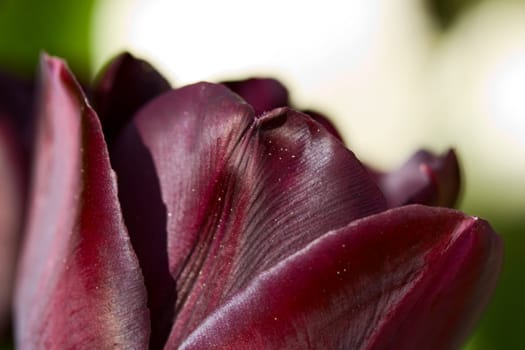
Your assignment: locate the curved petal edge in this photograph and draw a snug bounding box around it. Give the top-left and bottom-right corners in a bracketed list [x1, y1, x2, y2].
[14, 54, 150, 349]
[180, 205, 502, 350]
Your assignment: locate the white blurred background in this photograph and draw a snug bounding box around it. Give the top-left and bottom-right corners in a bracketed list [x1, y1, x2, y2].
[92, 0, 525, 219]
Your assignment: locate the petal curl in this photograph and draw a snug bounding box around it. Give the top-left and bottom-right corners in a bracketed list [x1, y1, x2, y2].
[93, 52, 170, 143]
[15, 55, 150, 349]
[223, 78, 343, 141]
[222, 77, 289, 116]
[113, 83, 387, 347]
[373, 149, 461, 208]
[181, 205, 503, 350]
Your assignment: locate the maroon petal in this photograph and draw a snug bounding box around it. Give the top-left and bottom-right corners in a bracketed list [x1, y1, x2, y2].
[14, 55, 150, 348]
[373, 149, 461, 208]
[302, 109, 344, 142]
[180, 205, 503, 350]
[113, 83, 387, 347]
[112, 83, 256, 347]
[93, 52, 171, 143]
[0, 121, 24, 335]
[222, 78, 289, 116]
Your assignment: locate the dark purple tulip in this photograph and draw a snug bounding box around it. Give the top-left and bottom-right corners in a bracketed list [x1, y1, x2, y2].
[14, 54, 502, 350]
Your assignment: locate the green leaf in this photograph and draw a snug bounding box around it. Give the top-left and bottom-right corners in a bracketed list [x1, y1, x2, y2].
[0, 0, 96, 79]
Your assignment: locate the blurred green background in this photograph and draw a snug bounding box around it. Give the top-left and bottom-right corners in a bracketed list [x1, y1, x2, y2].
[0, 0, 95, 80]
[0, 0, 523, 349]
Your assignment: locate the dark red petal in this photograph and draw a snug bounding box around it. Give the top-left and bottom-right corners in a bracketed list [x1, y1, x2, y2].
[302, 109, 344, 142]
[113, 83, 387, 347]
[93, 52, 171, 143]
[0, 121, 24, 335]
[112, 83, 256, 347]
[222, 78, 289, 116]
[373, 149, 461, 208]
[180, 205, 503, 350]
[14, 55, 150, 348]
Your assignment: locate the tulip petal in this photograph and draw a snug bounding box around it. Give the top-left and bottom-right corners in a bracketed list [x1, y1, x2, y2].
[15, 55, 150, 348]
[223, 78, 344, 141]
[113, 82, 387, 347]
[180, 205, 502, 350]
[373, 149, 461, 208]
[112, 83, 256, 347]
[223, 78, 289, 116]
[302, 109, 344, 142]
[93, 52, 171, 143]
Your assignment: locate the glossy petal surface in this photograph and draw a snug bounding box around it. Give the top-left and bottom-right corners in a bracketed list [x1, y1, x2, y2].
[302, 109, 344, 141]
[93, 52, 170, 143]
[113, 83, 387, 347]
[181, 205, 502, 350]
[374, 149, 461, 208]
[15, 56, 150, 349]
